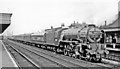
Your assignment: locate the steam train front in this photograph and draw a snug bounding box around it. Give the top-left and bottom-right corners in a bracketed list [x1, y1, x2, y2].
[77, 25, 109, 61]
[87, 27, 102, 43]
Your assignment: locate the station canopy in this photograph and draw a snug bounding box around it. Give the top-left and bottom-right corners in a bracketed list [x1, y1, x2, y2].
[0, 13, 12, 34]
[101, 18, 120, 32]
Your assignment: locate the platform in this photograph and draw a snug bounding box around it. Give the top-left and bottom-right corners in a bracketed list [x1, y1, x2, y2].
[0, 40, 18, 68]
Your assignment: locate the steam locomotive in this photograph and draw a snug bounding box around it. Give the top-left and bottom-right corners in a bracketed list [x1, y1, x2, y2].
[9, 23, 109, 62]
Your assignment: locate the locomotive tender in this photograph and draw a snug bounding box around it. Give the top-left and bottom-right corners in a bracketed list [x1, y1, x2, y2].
[10, 23, 109, 62]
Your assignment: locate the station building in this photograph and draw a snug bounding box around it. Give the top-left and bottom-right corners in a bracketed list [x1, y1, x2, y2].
[100, 2, 120, 43]
[0, 13, 12, 34]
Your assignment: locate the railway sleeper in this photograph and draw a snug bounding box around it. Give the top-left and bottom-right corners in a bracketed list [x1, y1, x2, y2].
[105, 55, 120, 62]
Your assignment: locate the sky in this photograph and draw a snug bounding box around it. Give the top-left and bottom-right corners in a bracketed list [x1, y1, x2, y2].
[0, 0, 119, 35]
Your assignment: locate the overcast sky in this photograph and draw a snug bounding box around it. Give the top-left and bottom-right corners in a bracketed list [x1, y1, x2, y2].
[0, 0, 119, 35]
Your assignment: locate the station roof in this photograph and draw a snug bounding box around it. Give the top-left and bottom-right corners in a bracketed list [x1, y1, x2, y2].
[100, 17, 120, 32]
[101, 18, 120, 29]
[0, 13, 12, 34]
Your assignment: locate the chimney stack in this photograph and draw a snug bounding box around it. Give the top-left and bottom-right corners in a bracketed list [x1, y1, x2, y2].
[51, 26, 53, 29]
[118, 1, 120, 27]
[61, 23, 65, 27]
[105, 21, 107, 26]
[77, 21, 79, 24]
[74, 21, 75, 24]
[118, 1, 120, 18]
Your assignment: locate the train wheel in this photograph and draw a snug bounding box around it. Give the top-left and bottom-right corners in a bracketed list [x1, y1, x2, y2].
[68, 52, 72, 57]
[52, 47, 54, 51]
[97, 58, 102, 62]
[74, 55, 78, 58]
[56, 48, 60, 53]
[85, 53, 91, 61]
[72, 54, 77, 58]
[63, 49, 68, 56]
[72, 54, 75, 58]
[39, 45, 41, 48]
[37, 45, 39, 47]
[78, 54, 82, 60]
[53, 47, 56, 52]
[92, 55, 97, 62]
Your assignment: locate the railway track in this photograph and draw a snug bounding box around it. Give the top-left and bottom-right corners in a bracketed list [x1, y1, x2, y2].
[3, 40, 94, 69]
[4, 42, 68, 68]
[104, 51, 120, 62]
[23, 44, 115, 67]
[3, 42, 39, 69]
[5, 39, 118, 68]
[13, 39, 120, 63]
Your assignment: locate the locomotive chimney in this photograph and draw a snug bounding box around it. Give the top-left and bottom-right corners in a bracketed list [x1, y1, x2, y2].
[118, 1, 120, 18]
[51, 26, 53, 29]
[61, 23, 65, 28]
[74, 21, 75, 24]
[118, 1, 120, 27]
[105, 21, 107, 26]
[77, 21, 79, 24]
